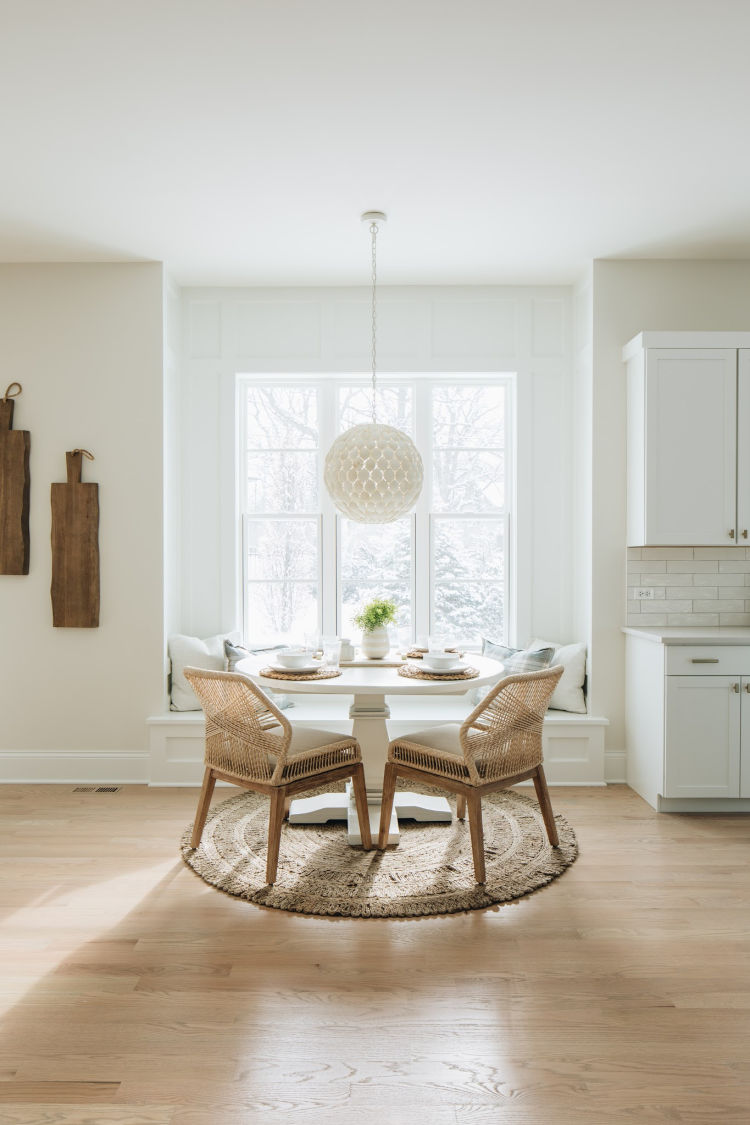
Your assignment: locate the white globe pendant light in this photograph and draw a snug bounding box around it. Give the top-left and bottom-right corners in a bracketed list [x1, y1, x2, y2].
[324, 212, 423, 523]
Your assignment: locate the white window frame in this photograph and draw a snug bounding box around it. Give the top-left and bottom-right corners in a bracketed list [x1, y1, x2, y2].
[238, 373, 514, 648]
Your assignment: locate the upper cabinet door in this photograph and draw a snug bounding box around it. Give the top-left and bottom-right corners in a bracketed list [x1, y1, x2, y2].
[645, 349, 737, 545]
[737, 351, 750, 545]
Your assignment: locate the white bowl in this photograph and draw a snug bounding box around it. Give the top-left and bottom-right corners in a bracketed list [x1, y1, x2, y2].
[276, 649, 314, 670]
[422, 652, 458, 671]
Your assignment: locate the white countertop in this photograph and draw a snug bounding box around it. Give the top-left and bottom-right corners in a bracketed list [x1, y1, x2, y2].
[623, 626, 750, 645]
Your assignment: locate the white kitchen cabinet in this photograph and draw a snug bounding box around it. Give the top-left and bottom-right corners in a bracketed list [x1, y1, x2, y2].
[624, 629, 750, 810]
[665, 675, 739, 798]
[623, 332, 750, 546]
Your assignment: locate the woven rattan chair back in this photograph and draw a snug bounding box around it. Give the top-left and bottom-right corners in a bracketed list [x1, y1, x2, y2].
[459, 665, 564, 783]
[184, 667, 291, 785]
[183, 667, 372, 883]
[378, 665, 565, 884]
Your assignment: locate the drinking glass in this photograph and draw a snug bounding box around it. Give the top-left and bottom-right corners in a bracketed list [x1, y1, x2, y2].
[322, 636, 341, 670]
[428, 634, 447, 654]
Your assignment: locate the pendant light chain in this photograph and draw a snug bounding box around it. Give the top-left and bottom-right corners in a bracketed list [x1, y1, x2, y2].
[322, 209, 424, 523]
[370, 219, 378, 424]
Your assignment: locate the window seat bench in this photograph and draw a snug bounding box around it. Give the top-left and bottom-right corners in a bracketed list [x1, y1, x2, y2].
[148, 695, 608, 786]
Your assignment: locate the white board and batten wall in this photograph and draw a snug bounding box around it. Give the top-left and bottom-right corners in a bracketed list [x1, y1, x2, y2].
[178, 285, 580, 651]
[152, 285, 607, 788]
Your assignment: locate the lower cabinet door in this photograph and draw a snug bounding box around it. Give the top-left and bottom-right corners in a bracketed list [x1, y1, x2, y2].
[665, 676, 740, 798]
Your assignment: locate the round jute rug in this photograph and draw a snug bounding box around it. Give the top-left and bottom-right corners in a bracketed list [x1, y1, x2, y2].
[180, 790, 578, 918]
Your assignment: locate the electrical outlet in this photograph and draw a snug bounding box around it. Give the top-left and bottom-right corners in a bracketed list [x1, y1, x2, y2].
[635, 587, 655, 600]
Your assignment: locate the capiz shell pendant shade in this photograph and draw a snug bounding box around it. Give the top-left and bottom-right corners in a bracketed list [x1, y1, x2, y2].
[324, 421, 424, 523]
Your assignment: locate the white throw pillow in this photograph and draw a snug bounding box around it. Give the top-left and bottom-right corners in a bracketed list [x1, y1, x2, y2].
[168, 632, 239, 711]
[528, 638, 587, 713]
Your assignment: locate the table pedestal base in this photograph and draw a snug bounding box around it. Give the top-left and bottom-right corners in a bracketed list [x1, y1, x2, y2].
[288, 785, 451, 845]
[286, 689, 451, 843]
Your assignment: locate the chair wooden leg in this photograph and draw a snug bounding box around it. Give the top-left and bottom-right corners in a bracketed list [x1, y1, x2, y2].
[378, 763, 398, 849]
[533, 764, 559, 847]
[466, 791, 486, 884]
[283, 795, 291, 821]
[350, 763, 372, 850]
[191, 767, 217, 849]
[456, 792, 466, 820]
[266, 788, 287, 885]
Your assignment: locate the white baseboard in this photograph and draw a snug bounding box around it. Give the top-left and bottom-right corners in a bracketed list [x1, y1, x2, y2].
[0, 751, 149, 784]
[604, 750, 627, 783]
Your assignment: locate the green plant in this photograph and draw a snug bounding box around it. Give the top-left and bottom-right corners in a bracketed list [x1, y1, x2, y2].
[353, 597, 398, 632]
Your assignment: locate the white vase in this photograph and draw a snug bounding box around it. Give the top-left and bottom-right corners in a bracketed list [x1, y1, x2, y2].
[360, 626, 390, 659]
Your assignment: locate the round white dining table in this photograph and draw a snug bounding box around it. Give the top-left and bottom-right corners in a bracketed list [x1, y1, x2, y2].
[237, 653, 505, 845]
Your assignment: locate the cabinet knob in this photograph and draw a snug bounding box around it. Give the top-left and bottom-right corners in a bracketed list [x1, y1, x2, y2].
[746, 684, 750, 693]
[733, 683, 740, 692]
[743, 530, 748, 539]
[729, 529, 736, 539]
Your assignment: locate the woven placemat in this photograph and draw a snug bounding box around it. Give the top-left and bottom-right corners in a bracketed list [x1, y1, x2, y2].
[259, 665, 342, 681]
[404, 647, 461, 660]
[398, 663, 479, 681]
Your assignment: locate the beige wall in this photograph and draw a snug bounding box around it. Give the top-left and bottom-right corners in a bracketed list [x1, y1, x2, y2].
[0, 264, 164, 777]
[591, 259, 750, 756]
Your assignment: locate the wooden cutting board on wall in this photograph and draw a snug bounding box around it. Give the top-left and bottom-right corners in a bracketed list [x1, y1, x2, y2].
[50, 450, 99, 628]
[0, 383, 30, 575]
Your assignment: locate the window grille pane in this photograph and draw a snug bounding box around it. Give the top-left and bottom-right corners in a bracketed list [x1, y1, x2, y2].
[432, 581, 504, 648]
[246, 519, 318, 581]
[338, 385, 413, 434]
[432, 384, 505, 449]
[246, 582, 318, 644]
[245, 451, 318, 512]
[432, 519, 504, 581]
[339, 518, 412, 638]
[247, 386, 318, 448]
[432, 449, 504, 513]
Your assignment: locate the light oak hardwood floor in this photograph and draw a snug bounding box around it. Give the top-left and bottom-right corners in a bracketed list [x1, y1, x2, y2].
[1, 783, 749, 1124]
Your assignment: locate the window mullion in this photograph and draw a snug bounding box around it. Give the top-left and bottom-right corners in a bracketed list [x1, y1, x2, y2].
[413, 380, 432, 640]
[318, 380, 338, 636]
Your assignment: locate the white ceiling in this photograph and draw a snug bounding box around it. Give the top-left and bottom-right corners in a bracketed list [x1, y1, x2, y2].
[2, 0, 750, 286]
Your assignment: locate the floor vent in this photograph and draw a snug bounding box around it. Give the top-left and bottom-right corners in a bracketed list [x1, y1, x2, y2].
[73, 786, 122, 793]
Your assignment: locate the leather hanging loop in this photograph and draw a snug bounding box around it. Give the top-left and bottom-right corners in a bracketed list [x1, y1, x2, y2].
[72, 448, 95, 461]
[2, 382, 22, 402]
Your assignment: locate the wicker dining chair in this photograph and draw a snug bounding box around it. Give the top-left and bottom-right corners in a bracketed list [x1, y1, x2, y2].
[184, 667, 372, 883]
[377, 665, 564, 883]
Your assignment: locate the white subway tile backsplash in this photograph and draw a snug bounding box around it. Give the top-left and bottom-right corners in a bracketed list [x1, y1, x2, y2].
[667, 613, 720, 626]
[694, 547, 742, 560]
[657, 600, 693, 613]
[626, 547, 750, 627]
[694, 571, 743, 586]
[642, 547, 695, 560]
[698, 600, 745, 613]
[666, 586, 716, 600]
[667, 561, 718, 573]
